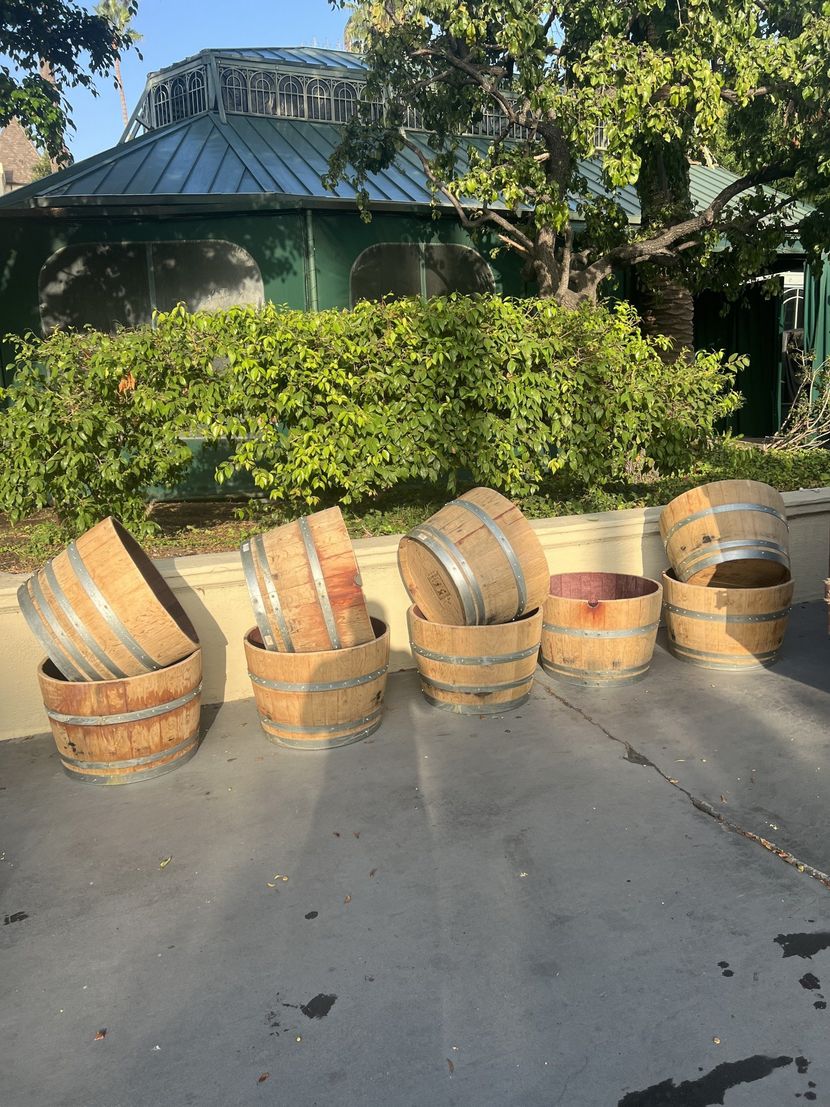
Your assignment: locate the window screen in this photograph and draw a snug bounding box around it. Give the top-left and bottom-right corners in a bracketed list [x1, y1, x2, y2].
[350, 242, 494, 305]
[39, 240, 264, 333]
[423, 244, 495, 297]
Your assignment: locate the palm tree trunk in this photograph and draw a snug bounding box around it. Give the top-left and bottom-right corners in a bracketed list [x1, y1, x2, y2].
[115, 56, 128, 125]
[639, 279, 695, 361]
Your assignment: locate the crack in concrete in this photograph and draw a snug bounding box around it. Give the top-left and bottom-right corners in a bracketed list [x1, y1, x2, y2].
[538, 681, 830, 894]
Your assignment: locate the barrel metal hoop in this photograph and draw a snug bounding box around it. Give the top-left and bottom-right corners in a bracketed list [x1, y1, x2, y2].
[67, 541, 160, 671]
[422, 691, 531, 715]
[676, 546, 790, 579]
[540, 657, 649, 686]
[542, 621, 659, 639]
[419, 674, 532, 694]
[664, 602, 792, 624]
[253, 533, 294, 652]
[18, 579, 87, 682]
[60, 735, 200, 782]
[411, 642, 539, 665]
[261, 706, 384, 736]
[42, 559, 127, 680]
[240, 540, 277, 650]
[29, 572, 103, 681]
[663, 501, 789, 543]
[247, 665, 388, 693]
[408, 524, 485, 624]
[668, 643, 779, 670]
[451, 498, 528, 617]
[46, 685, 202, 727]
[265, 714, 384, 750]
[298, 516, 341, 650]
[59, 729, 200, 770]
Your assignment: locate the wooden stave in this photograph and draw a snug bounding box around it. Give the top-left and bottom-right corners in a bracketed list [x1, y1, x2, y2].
[398, 487, 550, 626]
[407, 605, 542, 714]
[38, 649, 202, 783]
[244, 617, 389, 748]
[19, 517, 199, 682]
[662, 570, 794, 671]
[540, 572, 663, 687]
[241, 506, 374, 654]
[659, 479, 790, 588]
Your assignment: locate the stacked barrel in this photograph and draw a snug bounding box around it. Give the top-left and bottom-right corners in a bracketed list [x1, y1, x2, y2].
[240, 507, 389, 749]
[660, 480, 793, 670]
[398, 488, 549, 714]
[18, 517, 202, 783]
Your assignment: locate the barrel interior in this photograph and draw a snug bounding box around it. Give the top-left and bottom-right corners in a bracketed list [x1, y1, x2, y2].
[247, 615, 386, 652]
[110, 518, 198, 643]
[548, 572, 661, 604]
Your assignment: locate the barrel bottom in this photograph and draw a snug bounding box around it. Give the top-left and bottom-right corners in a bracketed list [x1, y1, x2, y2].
[259, 709, 383, 750]
[421, 690, 532, 715]
[540, 658, 650, 687]
[667, 643, 782, 671]
[59, 732, 200, 784]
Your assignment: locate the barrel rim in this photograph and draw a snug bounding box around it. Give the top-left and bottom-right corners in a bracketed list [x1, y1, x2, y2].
[659, 479, 787, 527]
[37, 646, 202, 691]
[407, 603, 542, 632]
[244, 616, 388, 659]
[546, 571, 662, 604]
[661, 567, 794, 599]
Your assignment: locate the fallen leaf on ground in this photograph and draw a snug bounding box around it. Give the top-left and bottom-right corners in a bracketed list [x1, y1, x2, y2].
[668, 778, 679, 785]
[447, 1058, 454, 1075]
[353, 832, 360, 839]
[94, 1029, 107, 1041]
[257, 1073, 269, 1084]
[720, 795, 728, 804]
[344, 894, 351, 904]
[369, 868, 377, 878]
[159, 857, 172, 869]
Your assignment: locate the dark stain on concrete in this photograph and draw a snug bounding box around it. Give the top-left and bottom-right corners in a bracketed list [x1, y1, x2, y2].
[775, 932, 830, 959]
[800, 973, 821, 990]
[618, 1055, 794, 1106]
[300, 994, 337, 1019]
[3, 911, 28, 925]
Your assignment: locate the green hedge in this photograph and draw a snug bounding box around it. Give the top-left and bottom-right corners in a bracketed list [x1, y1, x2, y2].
[0, 296, 742, 536]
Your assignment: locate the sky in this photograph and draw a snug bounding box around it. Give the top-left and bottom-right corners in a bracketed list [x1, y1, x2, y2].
[64, 0, 351, 162]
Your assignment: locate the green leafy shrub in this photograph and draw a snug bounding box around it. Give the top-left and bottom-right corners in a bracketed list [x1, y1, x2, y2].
[0, 296, 742, 536]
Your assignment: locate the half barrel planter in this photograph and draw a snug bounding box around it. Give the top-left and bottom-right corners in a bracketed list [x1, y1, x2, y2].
[540, 573, 663, 687]
[240, 506, 374, 653]
[18, 516, 199, 682]
[244, 617, 389, 749]
[407, 605, 542, 714]
[38, 649, 202, 783]
[660, 479, 790, 588]
[398, 487, 550, 626]
[662, 571, 794, 671]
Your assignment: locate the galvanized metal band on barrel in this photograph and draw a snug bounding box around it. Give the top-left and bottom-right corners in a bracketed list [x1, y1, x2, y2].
[67, 541, 160, 671]
[42, 559, 127, 679]
[240, 539, 278, 651]
[540, 657, 649, 686]
[260, 708, 384, 749]
[419, 674, 532, 694]
[667, 643, 780, 670]
[298, 516, 341, 649]
[451, 498, 528, 617]
[422, 691, 531, 715]
[407, 524, 486, 624]
[18, 578, 88, 682]
[60, 734, 200, 783]
[46, 686, 202, 727]
[664, 603, 791, 624]
[254, 533, 295, 652]
[247, 665, 388, 693]
[662, 501, 789, 543]
[542, 621, 659, 639]
[411, 642, 539, 665]
[675, 541, 790, 579]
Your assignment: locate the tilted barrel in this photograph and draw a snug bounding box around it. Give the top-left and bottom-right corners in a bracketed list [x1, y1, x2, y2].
[398, 488, 549, 626]
[19, 517, 199, 682]
[540, 572, 662, 687]
[662, 570, 794, 670]
[659, 479, 790, 588]
[407, 605, 542, 714]
[244, 617, 389, 748]
[38, 649, 202, 783]
[240, 507, 373, 653]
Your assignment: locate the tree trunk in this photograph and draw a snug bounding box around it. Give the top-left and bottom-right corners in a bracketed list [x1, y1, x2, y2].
[115, 57, 128, 126]
[639, 278, 695, 361]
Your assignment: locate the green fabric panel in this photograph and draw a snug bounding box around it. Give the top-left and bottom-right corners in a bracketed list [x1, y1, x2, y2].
[805, 258, 829, 376]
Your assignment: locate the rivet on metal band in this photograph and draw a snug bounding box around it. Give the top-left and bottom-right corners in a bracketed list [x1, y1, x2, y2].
[663, 501, 788, 544]
[410, 642, 539, 665]
[67, 541, 160, 671]
[419, 674, 532, 694]
[542, 622, 659, 639]
[240, 540, 277, 650]
[42, 559, 127, 679]
[17, 581, 86, 682]
[247, 665, 388, 693]
[408, 524, 485, 624]
[451, 498, 528, 617]
[253, 533, 294, 652]
[46, 685, 202, 727]
[59, 730, 200, 770]
[664, 603, 791, 624]
[298, 516, 341, 650]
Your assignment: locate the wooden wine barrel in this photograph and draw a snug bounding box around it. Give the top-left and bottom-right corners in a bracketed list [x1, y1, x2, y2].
[659, 479, 790, 587]
[540, 572, 662, 687]
[240, 507, 373, 653]
[38, 649, 202, 784]
[407, 605, 542, 714]
[662, 571, 794, 671]
[18, 517, 199, 683]
[398, 488, 549, 626]
[244, 617, 389, 749]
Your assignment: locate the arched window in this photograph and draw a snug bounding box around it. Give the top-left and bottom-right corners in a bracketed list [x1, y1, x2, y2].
[350, 243, 495, 305]
[332, 81, 357, 123]
[222, 68, 248, 113]
[278, 75, 303, 117]
[170, 77, 188, 121]
[153, 85, 171, 128]
[251, 72, 276, 116]
[187, 70, 207, 115]
[307, 78, 332, 121]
